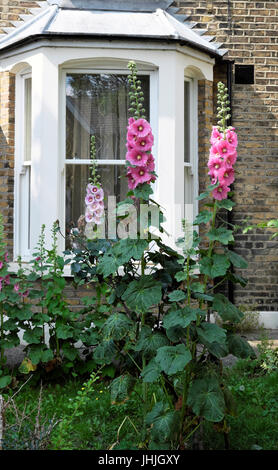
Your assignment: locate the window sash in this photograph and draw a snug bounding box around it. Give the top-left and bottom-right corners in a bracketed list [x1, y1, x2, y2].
[60, 67, 157, 249]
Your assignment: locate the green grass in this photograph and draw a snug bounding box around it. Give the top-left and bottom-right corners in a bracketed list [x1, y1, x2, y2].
[2, 360, 278, 450]
[203, 360, 278, 450]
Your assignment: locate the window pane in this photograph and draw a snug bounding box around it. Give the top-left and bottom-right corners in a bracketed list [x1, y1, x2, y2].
[184, 81, 190, 163]
[66, 74, 150, 160]
[65, 164, 128, 244]
[24, 77, 32, 161]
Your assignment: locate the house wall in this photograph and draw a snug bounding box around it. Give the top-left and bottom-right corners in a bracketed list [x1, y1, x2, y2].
[1, 0, 278, 314]
[175, 0, 278, 312]
[0, 70, 14, 253]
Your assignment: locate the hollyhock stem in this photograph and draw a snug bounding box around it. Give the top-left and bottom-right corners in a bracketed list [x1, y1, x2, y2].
[197, 201, 217, 327]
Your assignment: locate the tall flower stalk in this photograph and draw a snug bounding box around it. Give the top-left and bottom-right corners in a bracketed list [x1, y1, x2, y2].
[84, 136, 105, 227]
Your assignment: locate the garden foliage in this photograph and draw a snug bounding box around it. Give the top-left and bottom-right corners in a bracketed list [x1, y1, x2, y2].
[0, 63, 256, 450]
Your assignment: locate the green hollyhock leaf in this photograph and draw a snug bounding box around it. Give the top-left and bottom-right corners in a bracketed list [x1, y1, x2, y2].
[23, 327, 43, 345]
[212, 294, 243, 323]
[168, 290, 186, 302]
[110, 374, 136, 403]
[216, 199, 235, 211]
[193, 210, 213, 225]
[163, 306, 203, 330]
[115, 238, 149, 261]
[135, 326, 169, 356]
[227, 272, 248, 287]
[141, 359, 162, 383]
[196, 322, 227, 345]
[191, 282, 205, 293]
[28, 345, 46, 365]
[227, 334, 256, 359]
[199, 254, 230, 278]
[187, 377, 226, 422]
[155, 344, 191, 375]
[94, 339, 117, 364]
[97, 250, 125, 278]
[121, 276, 162, 313]
[56, 324, 74, 340]
[225, 250, 248, 269]
[79, 330, 99, 346]
[133, 183, 153, 200]
[146, 402, 179, 442]
[62, 344, 79, 361]
[208, 227, 234, 245]
[0, 375, 12, 389]
[205, 341, 229, 359]
[102, 313, 133, 341]
[174, 271, 187, 282]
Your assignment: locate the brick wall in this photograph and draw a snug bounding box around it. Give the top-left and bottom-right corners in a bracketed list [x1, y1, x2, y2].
[0, 0, 39, 34]
[174, 1, 278, 311]
[0, 71, 15, 253]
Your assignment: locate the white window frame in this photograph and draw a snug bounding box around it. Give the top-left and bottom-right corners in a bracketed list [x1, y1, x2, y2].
[14, 70, 32, 261]
[59, 66, 158, 249]
[184, 75, 198, 219]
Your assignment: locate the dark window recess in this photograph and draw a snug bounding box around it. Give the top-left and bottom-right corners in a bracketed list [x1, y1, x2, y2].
[235, 65, 254, 84]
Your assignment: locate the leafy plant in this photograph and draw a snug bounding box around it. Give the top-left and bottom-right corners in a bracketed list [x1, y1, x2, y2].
[67, 68, 255, 450]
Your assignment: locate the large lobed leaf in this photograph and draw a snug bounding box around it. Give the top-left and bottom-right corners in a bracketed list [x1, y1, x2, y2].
[155, 344, 191, 375]
[121, 276, 162, 313]
[187, 377, 226, 422]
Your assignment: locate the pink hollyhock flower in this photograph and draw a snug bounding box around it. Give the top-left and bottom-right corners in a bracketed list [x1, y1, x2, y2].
[87, 201, 100, 213]
[127, 129, 138, 148]
[216, 139, 235, 158]
[85, 194, 95, 205]
[212, 184, 230, 201]
[129, 118, 152, 138]
[218, 166, 235, 186]
[207, 156, 223, 173]
[85, 211, 94, 223]
[87, 184, 99, 195]
[226, 129, 238, 148]
[4, 252, 8, 262]
[223, 151, 237, 167]
[210, 126, 223, 145]
[14, 283, 20, 292]
[145, 154, 155, 172]
[128, 117, 135, 126]
[126, 149, 149, 166]
[209, 143, 221, 158]
[132, 133, 154, 152]
[0, 261, 3, 270]
[129, 167, 152, 185]
[94, 188, 104, 202]
[21, 290, 29, 298]
[127, 174, 138, 190]
[126, 141, 134, 152]
[4, 275, 10, 285]
[94, 216, 102, 226]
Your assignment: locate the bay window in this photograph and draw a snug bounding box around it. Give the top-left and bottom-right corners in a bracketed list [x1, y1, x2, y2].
[63, 70, 151, 246]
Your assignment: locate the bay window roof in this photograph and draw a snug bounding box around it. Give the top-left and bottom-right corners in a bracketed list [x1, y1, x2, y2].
[0, 0, 227, 57]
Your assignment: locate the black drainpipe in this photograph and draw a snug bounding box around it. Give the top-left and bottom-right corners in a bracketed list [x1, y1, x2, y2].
[226, 59, 235, 304]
